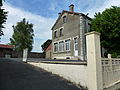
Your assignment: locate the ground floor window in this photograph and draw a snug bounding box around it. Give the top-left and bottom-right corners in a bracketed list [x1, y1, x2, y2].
[59, 41, 64, 52]
[54, 43, 58, 52]
[65, 39, 70, 51]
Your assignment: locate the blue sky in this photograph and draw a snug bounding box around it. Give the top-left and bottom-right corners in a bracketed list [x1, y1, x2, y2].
[1, 0, 120, 52]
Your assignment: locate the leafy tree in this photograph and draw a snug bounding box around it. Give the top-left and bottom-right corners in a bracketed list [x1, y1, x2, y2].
[0, 0, 7, 37]
[91, 6, 120, 57]
[41, 39, 52, 52]
[10, 18, 34, 52]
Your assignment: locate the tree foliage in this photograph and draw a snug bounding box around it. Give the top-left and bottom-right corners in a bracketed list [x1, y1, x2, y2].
[41, 39, 52, 52]
[10, 18, 34, 52]
[91, 6, 120, 56]
[0, 0, 7, 37]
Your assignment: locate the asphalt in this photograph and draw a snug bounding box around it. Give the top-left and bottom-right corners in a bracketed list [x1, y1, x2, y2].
[0, 59, 80, 90]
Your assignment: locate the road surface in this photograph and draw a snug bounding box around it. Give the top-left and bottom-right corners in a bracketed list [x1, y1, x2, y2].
[0, 59, 80, 90]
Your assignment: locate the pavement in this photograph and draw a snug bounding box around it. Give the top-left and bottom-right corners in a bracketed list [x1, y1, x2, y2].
[0, 59, 80, 90]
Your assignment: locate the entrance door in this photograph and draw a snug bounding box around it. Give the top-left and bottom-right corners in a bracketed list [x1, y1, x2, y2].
[74, 37, 78, 56]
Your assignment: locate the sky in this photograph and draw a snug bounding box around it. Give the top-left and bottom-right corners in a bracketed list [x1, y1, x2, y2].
[1, 0, 120, 52]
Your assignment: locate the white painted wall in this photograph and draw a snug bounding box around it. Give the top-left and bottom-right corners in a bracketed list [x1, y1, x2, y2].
[28, 62, 88, 88]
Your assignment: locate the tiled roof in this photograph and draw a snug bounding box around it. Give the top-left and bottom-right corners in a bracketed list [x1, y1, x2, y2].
[0, 44, 14, 49]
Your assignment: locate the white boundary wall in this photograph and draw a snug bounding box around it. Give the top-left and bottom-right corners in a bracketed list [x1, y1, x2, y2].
[28, 62, 88, 88]
[28, 31, 120, 90]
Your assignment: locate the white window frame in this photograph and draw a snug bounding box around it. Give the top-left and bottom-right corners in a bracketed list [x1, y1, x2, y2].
[59, 41, 64, 52]
[54, 43, 58, 52]
[59, 28, 63, 37]
[74, 37, 78, 51]
[63, 16, 67, 23]
[65, 39, 71, 51]
[54, 31, 57, 38]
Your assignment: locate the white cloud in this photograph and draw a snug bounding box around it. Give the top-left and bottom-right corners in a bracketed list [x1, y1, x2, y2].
[1, 0, 120, 52]
[1, 3, 55, 52]
[86, 0, 120, 18]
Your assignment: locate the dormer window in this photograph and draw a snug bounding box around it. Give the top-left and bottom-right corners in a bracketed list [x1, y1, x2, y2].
[63, 16, 67, 23]
[59, 28, 63, 36]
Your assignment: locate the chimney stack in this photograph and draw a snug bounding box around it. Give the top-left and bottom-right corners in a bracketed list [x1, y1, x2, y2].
[58, 12, 61, 16]
[69, 4, 74, 12]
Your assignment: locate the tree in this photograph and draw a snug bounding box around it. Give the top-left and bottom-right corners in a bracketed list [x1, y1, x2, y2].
[10, 18, 34, 52]
[91, 6, 120, 57]
[0, 0, 7, 37]
[41, 39, 52, 52]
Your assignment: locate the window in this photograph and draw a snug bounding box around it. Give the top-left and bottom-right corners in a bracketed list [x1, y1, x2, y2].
[88, 23, 91, 31]
[74, 37, 78, 50]
[54, 31, 57, 38]
[65, 39, 70, 51]
[63, 16, 67, 23]
[54, 43, 58, 52]
[59, 41, 64, 52]
[59, 28, 63, 36]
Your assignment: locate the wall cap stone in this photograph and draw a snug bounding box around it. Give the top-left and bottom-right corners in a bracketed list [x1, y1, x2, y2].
[85, 31, 101, 36]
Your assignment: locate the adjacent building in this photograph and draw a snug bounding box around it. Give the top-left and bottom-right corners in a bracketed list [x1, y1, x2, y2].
[0, 44, 14, 58]
[45, 43, 52, 59]
[51, 4, 91, 60]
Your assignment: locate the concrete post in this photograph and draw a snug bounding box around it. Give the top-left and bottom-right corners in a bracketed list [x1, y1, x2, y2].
[108, 54, 112, 71]
[86, 31, 103, 90]
[23, 48, 28, 63]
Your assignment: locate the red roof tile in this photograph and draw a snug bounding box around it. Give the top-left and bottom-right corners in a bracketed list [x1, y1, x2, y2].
[0, 44, 14, 49]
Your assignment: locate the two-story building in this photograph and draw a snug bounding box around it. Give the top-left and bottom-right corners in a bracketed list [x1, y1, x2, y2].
[51, 4, 91, 60]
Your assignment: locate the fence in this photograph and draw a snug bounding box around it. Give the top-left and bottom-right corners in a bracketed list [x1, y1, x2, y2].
[102, 55, 120, 89]
[86, 31, 120, 90]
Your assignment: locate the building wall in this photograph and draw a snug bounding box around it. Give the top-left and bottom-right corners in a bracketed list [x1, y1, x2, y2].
[28, 62, 88, 88]
[0, 48, 13, 58]
[52, 13, 91, 60]
[46, 50, 52, 59]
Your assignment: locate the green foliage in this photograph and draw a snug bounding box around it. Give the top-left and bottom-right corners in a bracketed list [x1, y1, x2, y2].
[41, 39, 52, 52]
[10, 18, 34, 52]
[91, 6, 120, 56]
[0, 0, 7, 37]
[0, 0, 3, 6]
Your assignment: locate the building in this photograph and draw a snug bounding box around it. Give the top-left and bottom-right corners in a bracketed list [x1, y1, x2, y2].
[0, 44, 14, 58]
[45, 43, 52, 59]
[51, 4, 91, 60]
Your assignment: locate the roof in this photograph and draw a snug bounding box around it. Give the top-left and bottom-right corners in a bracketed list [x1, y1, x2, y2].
[51, 10, 92, 30]
[0, 44, 14, 49]
[45, 43, 52, 52]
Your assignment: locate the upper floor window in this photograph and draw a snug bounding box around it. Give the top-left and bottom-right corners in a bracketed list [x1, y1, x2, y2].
[65, 39, 71, 51]
[54, 31, 57, 38]
[59, 41, 64, 52]
[88, 23, 91, 31]
[63, 16, 67, 23]
[54, 43, 58, 52]
[59, 28, 63, 36]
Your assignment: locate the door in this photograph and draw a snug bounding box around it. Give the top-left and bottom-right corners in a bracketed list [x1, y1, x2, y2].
[74, 37, 78, 56]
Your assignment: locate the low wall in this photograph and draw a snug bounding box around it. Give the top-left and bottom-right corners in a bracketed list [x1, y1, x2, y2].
[28, 62, 88, 89]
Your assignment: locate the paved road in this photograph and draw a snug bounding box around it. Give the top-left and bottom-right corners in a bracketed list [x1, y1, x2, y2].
[0, 59, 80, 90]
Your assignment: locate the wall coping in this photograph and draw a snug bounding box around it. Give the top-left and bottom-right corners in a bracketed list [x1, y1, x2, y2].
[28, 61, 87, 65]
[85, 31, 101, 36]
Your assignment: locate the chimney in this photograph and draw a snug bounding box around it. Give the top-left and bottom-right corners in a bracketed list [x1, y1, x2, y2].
[69, 4, 74, 12]
[58, 12, 61, 16]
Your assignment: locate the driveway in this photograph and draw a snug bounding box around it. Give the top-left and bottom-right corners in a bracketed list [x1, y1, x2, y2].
[0, 59, 80, 90]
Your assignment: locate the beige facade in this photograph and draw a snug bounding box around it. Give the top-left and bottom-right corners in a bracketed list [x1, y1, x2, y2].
[51, 5, 91, 60]
[46, 50, 52, 59]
